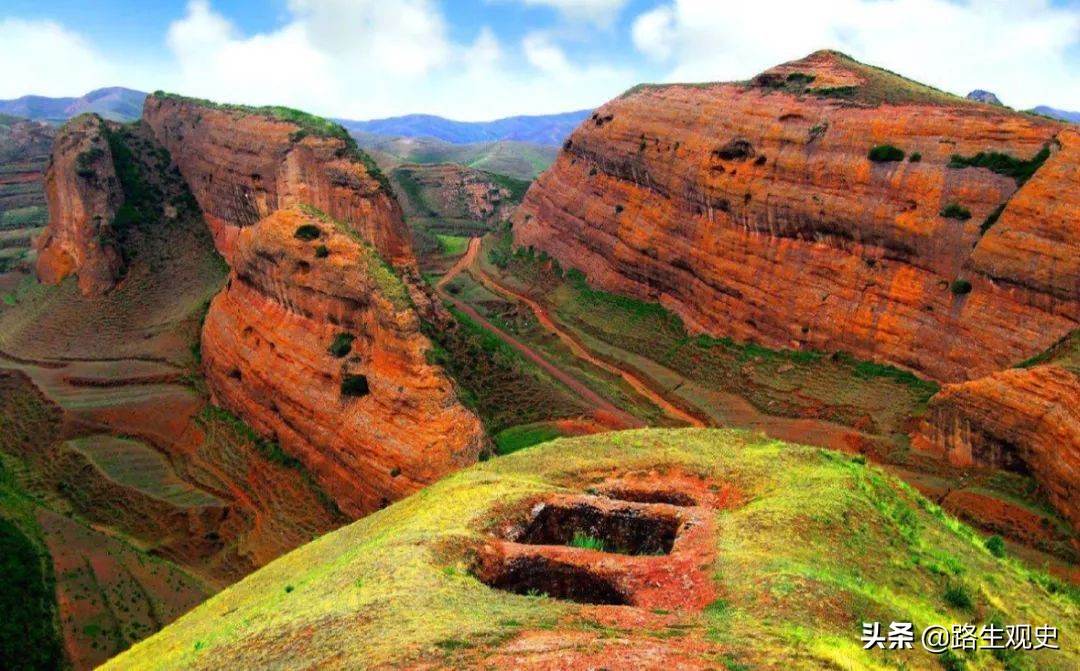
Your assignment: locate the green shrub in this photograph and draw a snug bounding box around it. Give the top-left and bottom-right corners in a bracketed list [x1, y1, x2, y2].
[950, 279, 972, 295]
[940, 203, 972, 220]
[813, 85, 858, 98]
[315, 244, 329, 258]
[341, 374, 370, 397]
[569, 533, 605, 551]
[909, 152, 922, 162]
[0, 518, 64, 670]
[294, 224, 321, 241]
[868, 145, 905, 162]
[328, 333, 355, 358]
[589, 166, 598, 176]
[614, 204, 624, 214]
[948, 145, 1050, 184]
[944, 583, 973, 610]
[984, 535, 1006, 558]
[786, 72, 816, 84]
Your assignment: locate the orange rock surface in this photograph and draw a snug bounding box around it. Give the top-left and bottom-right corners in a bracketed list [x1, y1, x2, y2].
[142, 94, 413, 268]
[913, 365, 1080, 533]
[201, 205, 485, 516]
[513, 51, 1078, 382]
[36, 114, 125, 296]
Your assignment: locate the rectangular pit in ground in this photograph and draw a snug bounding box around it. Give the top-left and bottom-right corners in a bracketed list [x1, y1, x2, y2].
[513, 500, 681, 556]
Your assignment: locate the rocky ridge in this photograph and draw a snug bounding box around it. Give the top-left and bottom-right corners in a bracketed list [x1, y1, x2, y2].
[201, 205, 485, 516]
[35, 114, 126, 296]
[142, 94, 413, 268]
[513, 50, 1078, 383]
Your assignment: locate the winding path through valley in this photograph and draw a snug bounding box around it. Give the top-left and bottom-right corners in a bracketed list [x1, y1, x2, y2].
[437, 238, 705, 428]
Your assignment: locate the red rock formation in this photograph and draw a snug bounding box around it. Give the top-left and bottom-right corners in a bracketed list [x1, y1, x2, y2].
[201, 205, 485, 516]
[513, 50, 1078, 382]
[913, 365, 1080, 533]
[142, 94, 413, 268]
[392, 163, 519, 225]
[36, 114, 125, 296]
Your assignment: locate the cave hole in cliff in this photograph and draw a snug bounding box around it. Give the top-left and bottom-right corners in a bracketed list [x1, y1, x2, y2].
[511, 501, 679, 556]
[479, 555, 630, 605]
[341, 374, 370, 397]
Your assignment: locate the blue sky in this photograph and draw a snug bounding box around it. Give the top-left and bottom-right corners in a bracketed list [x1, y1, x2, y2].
[2, 1, 1078, 120]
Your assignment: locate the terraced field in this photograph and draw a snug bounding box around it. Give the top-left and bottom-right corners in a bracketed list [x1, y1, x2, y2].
[68, 435, 224, 508]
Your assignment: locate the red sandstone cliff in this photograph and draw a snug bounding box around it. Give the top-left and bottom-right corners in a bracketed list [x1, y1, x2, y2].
[36, 114, 125, 296]
[201, 205, 485, 516]
[513, 50, 1078, 382]
[913, 365, 1080, 533]
[142, 94, 413, 268]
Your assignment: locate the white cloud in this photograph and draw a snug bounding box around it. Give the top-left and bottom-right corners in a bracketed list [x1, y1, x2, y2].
[631, 0, 1080, 110]
[0, 19, 116, 98]
[156, 0, 631, 119]
[514, 0, 630, 26]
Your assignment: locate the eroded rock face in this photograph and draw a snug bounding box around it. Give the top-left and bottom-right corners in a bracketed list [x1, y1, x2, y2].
[392, 163, 519, 225]
[201, 205, 485, 516]
[513, 50, 1078, 382]
[142, 95, 413, 268]
[913, 365, 1080, 533]
[36, 114, 125, 296]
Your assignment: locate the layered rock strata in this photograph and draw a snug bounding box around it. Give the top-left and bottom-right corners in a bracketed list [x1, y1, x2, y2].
[200, 205, 485, 516]
[36, 114, 125, 295]
[142, 94, 413, 268]
[513, 50, 1078, 382]
[913, 365, 1080, 533]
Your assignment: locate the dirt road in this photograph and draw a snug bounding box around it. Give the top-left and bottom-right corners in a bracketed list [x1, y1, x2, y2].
[437, 239, 643, 428]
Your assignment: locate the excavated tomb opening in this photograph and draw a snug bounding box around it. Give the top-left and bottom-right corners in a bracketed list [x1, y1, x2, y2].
[514, 502, 680, 556]
[482, 555, 630, 605]
[599, 487, 698, 507]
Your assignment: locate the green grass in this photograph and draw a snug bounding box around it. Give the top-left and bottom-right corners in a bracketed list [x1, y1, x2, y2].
[568, 532, 605, 551]
[436, 234, 470, 257]
[0, 516, 64, 670]
[493, 423, 566, 456]
[948, 145, 1051, 185]
[67, 436, 224, 507]
[101, 429, 1080, 670]
[421, 307, 586, 434]
[0, 206, 47, 230]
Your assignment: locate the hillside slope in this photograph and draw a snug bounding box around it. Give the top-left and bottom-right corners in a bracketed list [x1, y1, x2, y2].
[105, 429, 1078, 670]
[513, 49, 1078, 384]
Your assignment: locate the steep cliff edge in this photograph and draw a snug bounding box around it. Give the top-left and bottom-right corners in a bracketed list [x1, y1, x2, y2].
[513, 50, 1077, 382]
[35, 114, 125, 296]
[201, 205, 485, 516]
[142, 94, 413, 268]
[913, 364, 1079, 534]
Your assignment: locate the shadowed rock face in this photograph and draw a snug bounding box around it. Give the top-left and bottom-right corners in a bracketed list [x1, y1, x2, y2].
[513, 50, 1078, 383]
[142, 94, 414, 269]
[914, 365, 1080, 534]
[201, 205, 485, 517]
[36, 114, 125, 296]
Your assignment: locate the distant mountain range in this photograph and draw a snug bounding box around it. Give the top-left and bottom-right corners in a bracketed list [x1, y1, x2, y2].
[336, 111, 592, 146]
[1030, 105, 1080, 124]
[0, 87, 147, 124]
[1, 88, 1074, 141]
